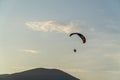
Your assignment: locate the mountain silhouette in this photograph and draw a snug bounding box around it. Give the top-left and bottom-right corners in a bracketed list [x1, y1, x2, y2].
[0, 68, 80, 80]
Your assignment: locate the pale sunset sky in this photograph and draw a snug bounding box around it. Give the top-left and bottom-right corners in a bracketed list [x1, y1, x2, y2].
[0, 0, 120, 80]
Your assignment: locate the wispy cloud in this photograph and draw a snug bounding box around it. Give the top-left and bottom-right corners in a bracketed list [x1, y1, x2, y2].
[25, 21, 80, 33]
[21, 49, 38, 54]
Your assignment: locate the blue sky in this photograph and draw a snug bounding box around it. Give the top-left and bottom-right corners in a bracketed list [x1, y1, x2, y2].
[0, 0, 120, 80]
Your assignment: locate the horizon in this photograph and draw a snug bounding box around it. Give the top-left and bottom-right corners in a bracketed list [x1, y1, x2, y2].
[0, 0, 120, 80]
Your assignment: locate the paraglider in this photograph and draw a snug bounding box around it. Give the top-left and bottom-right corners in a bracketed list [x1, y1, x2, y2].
[69, 32, 86, 53]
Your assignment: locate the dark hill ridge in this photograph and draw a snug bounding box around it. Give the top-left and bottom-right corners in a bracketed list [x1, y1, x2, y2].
[0, 68, 80, 80]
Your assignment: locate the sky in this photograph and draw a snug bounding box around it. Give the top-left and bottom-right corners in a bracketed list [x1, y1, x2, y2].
[0, 0, 120, 80]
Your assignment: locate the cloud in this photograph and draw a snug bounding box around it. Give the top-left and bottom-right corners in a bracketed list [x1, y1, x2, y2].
[21, 49, 38, 54]
[25, 21, 80, 33]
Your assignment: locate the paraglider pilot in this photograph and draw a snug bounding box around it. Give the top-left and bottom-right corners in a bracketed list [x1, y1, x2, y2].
[74, 49, 77, 53]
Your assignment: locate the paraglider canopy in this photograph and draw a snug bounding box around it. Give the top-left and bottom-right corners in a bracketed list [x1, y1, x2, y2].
[69, 33, 86, 43]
